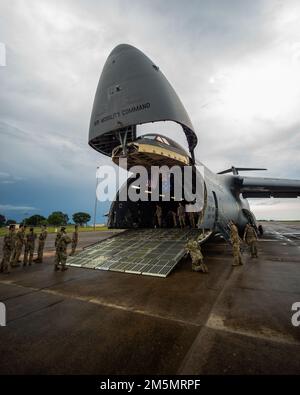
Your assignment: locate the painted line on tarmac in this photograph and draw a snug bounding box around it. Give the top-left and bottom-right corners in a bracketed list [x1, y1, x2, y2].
[206, 313, 300, 346]
[0, 279, 201, 328]
[89, 297, 201, 327]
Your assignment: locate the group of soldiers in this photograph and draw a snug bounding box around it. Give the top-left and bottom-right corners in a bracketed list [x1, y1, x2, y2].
[1, 219, 259, 275]
[229, 221, 258, 266]
[155, 203, 198, 229]
[0, 224, 79, 274]
[185, 221, 259, 273]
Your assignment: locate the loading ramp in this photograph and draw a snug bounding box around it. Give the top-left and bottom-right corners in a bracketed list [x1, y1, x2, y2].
[66, 228, 208, 277]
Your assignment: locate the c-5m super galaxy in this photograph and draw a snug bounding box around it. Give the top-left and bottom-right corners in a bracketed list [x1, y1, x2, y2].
[67, 44, 300, 277]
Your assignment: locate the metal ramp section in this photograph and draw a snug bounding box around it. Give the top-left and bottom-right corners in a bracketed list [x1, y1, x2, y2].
[66, 229, 202, 277]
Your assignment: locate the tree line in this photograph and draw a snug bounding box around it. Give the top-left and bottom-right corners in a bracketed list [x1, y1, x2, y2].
[0, 212, 91, 227]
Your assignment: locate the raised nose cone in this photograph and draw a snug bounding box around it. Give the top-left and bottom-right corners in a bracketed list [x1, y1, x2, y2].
[89, 44, 197, 159]
[108, 43, 136, 56]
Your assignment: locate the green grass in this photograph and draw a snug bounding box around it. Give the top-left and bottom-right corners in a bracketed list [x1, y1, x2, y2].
[0, 225, 108, 237]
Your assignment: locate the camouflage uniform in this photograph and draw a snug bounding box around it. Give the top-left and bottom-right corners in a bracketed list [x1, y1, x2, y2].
[170, 210, 177, 227]
[55, 232, 71, 271]
[70, 227, 79, 256]
[54, 230, 63, 267]
[23, 229, 36, 266]
[35, 227, 48, 263]
[177, 204, 186, 229]
[0, 228, 15, 274]
[188, 211, 196, 228]
[243, 224, 258, 258]
[185, 240, 208, 273]
[230, 223, 243, 266]
[155, 205, 162, 227]
[11, 227, 26, 267]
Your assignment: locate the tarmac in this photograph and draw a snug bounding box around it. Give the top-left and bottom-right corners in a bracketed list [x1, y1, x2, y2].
[0, 222, 299, 375]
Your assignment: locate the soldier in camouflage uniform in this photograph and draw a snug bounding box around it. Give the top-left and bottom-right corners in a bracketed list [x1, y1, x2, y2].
[167, 210, 177, 227]
[243, 223, 258, 258]
[155, 204, 162, 228]
[11, 224, 26, 267]
[229, 221, 243, 266]
[171, 210, 177, 227]
[0, 225, 15, 274]
[23, 227, 36, 266]
[188, 211, 196, 228]
[69, 225, 79, 256]
[185, 239, 209, 273]
[177, 203, 186, 229]
[35, 225, 48, 263]
[54, 227, 71, 271]
[54, 227, 64, 267]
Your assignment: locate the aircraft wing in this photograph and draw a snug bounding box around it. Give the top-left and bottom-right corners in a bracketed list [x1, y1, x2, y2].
[235, 176, 300, 198]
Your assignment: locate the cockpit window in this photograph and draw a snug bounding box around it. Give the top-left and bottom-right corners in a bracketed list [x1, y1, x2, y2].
[156, 136, 169, 145]
[141, 134, 156, 140]
[139, 134, 170, 145]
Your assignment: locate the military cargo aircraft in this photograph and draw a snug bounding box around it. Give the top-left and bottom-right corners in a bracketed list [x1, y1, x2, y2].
[88, 44, 300, 241]
[66, 44, 300, 277]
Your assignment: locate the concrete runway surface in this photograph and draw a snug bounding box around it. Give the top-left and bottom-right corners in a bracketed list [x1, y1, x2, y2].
[0, 222, 299, 374]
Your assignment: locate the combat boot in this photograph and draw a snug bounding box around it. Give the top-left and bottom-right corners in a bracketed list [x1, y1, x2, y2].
[202, 263, 209, 273]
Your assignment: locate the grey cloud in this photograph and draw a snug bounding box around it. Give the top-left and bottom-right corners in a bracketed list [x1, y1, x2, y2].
[0, 168, 25, 184]
[0, 204, 37, 211]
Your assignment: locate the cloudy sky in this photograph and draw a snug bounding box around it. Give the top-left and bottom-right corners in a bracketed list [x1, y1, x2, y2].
[0, 0, 300, 222]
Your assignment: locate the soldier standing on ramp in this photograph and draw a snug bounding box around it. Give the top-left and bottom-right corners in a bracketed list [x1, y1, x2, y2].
[243, 223, 258, 258]
[69, 225, 79, 256]
[229, 221, 243, 267]
[23, 227, 36, 266]
[188, 211, 196, 228]
[35, 225, 48, 263]
[167, 209, 177, 227]
[171, 210, 177, 227]
[11, 224, 26, 267]
[54, 227, 71, 271]
[177, 203, 186, 229]
[155, 204, 162, 228]
[185, 239, 209, 273]
[0, 225, 15, 274]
